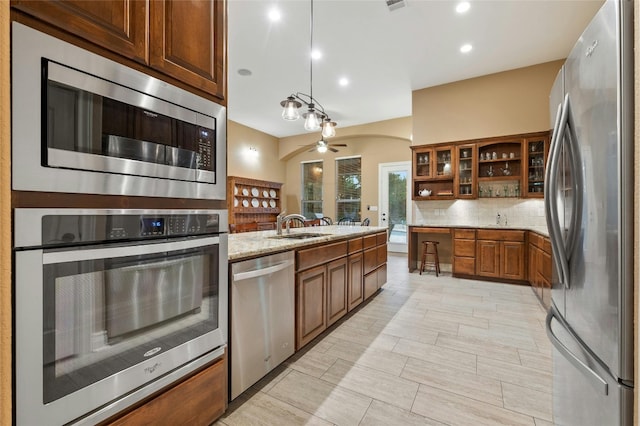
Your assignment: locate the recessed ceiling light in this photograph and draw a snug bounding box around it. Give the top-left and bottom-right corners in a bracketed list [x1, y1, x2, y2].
[311, 50, 322, 60]
[339, 77, 349, 87]
[268, 8, 281, 22]
[460, 44, 473, 53]
[237, 68, 252, 76]
[456, 2, 470, 14]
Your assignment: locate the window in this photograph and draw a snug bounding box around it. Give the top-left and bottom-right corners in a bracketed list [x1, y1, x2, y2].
[336, 157, 361, 221]
[301, 161, 323, 219]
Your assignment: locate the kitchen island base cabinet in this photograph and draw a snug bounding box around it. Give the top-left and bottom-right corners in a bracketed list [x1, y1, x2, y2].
[347, 251, 364, 311]
[103, 356, 226, 425]
[296, 265, 327, 350]
[327, 258, 348, 327]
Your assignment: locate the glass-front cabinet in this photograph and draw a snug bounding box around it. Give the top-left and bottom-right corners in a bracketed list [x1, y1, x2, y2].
[413, 147, 433, 179]
[455, 145, 475, 198]
[477, 140, 522, 198]
[524, 135, 549, 198]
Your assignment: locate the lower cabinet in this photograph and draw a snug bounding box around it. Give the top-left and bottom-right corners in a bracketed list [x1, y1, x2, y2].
[476, 230, 526, 281]
[529, 233, 552, 308]
[453, 229, 476, 276]
[295, 233, 387, 350]
[104, 356, 226, 425]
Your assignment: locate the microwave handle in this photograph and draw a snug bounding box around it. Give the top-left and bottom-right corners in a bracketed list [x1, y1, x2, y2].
[43, 236, 220, 265]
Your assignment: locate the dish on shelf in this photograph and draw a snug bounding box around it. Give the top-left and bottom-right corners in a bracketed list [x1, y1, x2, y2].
[242, 199, 249, 207]
[242, 188, 249, 196]
[234, 197, 238, 207]
[269, 199, 276, 208]
[234, 186, 238, 195]
[269, 189, 276, 198]
[251, 198, 259, 207]
[262, 190, 269, 197]
[251, 187, 259, 197]
[262, 200, 268, 208]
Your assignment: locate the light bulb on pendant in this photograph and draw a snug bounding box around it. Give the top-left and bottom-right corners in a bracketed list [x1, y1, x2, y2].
[317, 139, 328, 153]
[321, 118, 336, 138]
[303, 105, 320, 131]
[280, 96, 301, 120]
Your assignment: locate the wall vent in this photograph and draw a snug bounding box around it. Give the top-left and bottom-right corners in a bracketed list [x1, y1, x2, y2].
[386, 0, 406, 11]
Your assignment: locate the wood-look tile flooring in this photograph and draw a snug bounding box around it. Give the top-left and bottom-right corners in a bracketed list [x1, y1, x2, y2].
[217, 253, 553, 426]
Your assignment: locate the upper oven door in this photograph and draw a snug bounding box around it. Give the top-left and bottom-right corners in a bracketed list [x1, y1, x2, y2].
[11, 22, 226, 200]
[14, 234, 228, 426]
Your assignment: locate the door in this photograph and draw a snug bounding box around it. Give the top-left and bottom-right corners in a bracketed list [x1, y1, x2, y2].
[379, 162, 410, 253]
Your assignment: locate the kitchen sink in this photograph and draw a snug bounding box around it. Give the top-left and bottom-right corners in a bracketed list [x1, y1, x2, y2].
[269, 232, 326, 240]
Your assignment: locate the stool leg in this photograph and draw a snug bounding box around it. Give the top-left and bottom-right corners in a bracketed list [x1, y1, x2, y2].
[434, 246, 440, 276]
[419, 245, 426, 275]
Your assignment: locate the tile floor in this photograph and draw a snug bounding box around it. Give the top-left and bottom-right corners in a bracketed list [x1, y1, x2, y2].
[217, 253, 553, 426]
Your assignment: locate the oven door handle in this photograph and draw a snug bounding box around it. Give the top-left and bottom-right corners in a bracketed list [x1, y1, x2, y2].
[43, 236, 220, 265]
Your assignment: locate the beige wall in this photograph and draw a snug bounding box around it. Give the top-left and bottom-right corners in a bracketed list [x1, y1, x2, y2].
[412, 60, 563, 145]
[282, 132, 411, 225]
[227, 120, 286, 184]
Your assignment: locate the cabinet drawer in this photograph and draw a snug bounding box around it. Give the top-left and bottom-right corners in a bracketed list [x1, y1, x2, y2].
[363, 247, 378, 275]
[363, 234, 377, 249]
[297, 241, 347, 271]
[108, 358, 226, 425]
[476, 229, 525, 242]
[364, 271, 378, 299]
[348, 237, 363, 254]
[454, 229, 475, 239]
[376, 244, 387, 266]
[542, 237, 551, 254]
[376, 231, 387, 245]
[453, 239, 475, 257]
[528, 232, 543, 248]
[453, 257, 475, 275]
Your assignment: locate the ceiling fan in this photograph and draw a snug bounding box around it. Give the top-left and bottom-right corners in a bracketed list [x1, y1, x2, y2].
[305, 138, 347, 153]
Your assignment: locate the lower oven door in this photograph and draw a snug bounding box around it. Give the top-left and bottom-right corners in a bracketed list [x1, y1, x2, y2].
[14, 234, 228, 425]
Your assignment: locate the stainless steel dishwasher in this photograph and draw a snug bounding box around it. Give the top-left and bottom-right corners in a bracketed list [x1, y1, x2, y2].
[230, 251, 295, 400]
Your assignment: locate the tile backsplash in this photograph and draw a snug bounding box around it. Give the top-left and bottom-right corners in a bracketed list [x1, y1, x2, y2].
[412, 198, 548, 234]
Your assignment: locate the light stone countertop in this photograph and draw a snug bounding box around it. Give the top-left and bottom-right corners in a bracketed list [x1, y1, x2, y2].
[228, 225, 387, 261]
[407, 223, 549, 237]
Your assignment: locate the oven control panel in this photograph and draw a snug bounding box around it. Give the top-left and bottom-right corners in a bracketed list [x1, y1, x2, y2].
[41, 212, 221, 246]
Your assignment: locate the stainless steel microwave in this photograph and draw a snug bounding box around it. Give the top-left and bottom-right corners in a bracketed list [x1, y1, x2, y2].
[11, 22, 226, 200]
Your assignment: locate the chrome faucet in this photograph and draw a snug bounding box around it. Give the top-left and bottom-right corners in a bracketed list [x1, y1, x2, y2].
[276, 212, 307, 235]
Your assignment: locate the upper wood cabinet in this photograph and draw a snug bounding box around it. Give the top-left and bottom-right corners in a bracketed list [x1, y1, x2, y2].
[11, 1, 149, 63]
[411, 145, 455, 200]
[12, 0, 227, 103]
[411, 130, 551, 201]
[523, 135, 550, 198]
[149, 0, 226, 100]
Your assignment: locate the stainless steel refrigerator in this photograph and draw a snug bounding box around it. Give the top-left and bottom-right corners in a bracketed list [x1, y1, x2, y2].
[544, 1, 634, 424]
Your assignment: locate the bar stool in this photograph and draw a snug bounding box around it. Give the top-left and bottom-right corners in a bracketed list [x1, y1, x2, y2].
[419, 241, 441, 276]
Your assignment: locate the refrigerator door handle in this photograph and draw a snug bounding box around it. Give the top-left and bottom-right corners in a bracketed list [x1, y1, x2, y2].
[545, 98, 569, 288]
[562, 96, 584, 258]
[545, 305, 609, 396]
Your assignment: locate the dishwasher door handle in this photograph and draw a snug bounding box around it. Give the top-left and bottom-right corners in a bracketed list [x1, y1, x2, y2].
[233, 259, 295, 282]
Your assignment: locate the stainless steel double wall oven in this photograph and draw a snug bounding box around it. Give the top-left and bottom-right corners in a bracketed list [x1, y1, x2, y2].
[11, 23, 229, 425]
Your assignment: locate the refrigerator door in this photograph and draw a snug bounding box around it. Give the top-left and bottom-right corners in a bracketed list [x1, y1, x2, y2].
[547, 305, 633, 426]
[562, 0, 634, 382]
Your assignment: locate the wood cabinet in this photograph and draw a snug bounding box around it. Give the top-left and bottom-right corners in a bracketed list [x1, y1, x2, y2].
[476, 230, 526, 281]
[455, 145, 476, 198]
[528, 232, 552, 307]
[296, 240, 347, 349]
[523, 135, 550, 198]
[296, 264, 327, 349]
[347, 238, 364, 311]
[228, 176, 282, 232]
[295, 233, 385, 350]
[12, 0, 226, 102]
[363, 232, 388, 299]
[411, 131, 550, 201]
[452, 228, 476, 276]
[477, 139, 522, 198]
[104, 356, 226, 425]
[411, 145, 455, 200]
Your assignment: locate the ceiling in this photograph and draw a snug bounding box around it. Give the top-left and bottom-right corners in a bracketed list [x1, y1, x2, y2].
[227, 0, 603, 139]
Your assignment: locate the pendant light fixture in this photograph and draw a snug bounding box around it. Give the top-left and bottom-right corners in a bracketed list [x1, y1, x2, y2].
[279, 0, 337, 137]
